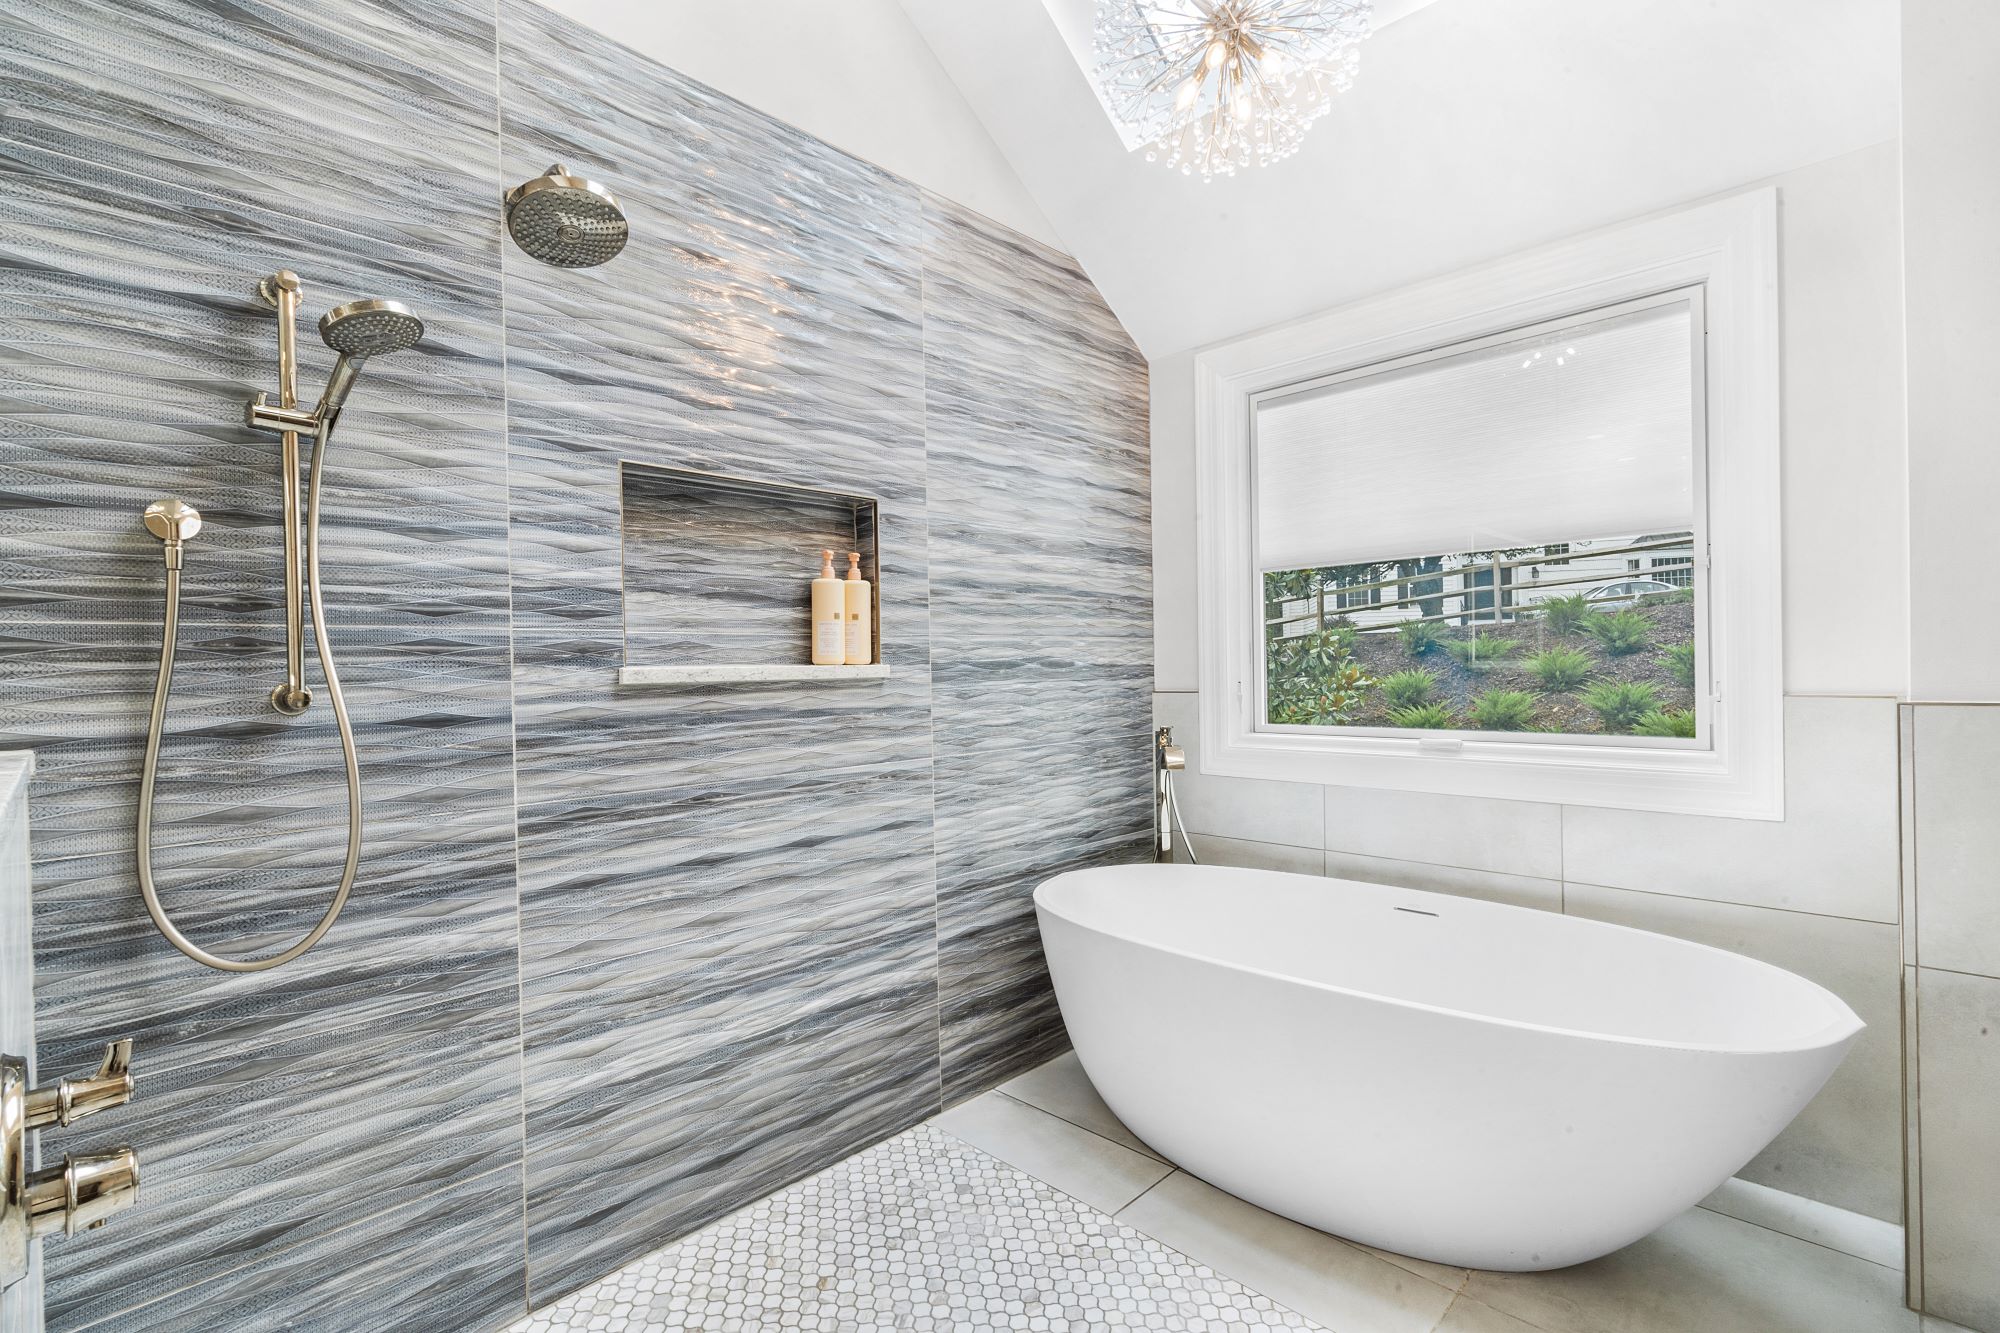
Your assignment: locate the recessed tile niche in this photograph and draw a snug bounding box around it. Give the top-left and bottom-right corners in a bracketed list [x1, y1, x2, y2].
[618, 461, 885, 684]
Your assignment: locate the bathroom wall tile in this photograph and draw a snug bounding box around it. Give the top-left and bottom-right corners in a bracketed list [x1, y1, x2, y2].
[1563, 882, 1903, 1221]
[1323, 851, 1563, 912]
[1115, 1171, 1460, 1333]
[79, 1163, 528, 1333]
[934, 1091, 1172, 1215]
[516, 795, 941, 1308]
[1462, 1202, 1917, 1333]
[1910, 705, 2000, 977]
[1325, 784, 1563, 882]
[1915, 966, 2000, 1333]
[0, 0, 503, 267]
[1560, 695, 1902, 921]
[0, 144, 512, 636]
[1153, 692, 1325, 849]
[497, 0, 927, 640]
[44, 991, 526, 1329]
[925, 189, 1152, 1104]
[1179, 833, 1325, 876]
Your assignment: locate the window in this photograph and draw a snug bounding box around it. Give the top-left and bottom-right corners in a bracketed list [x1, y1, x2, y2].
[1256, 291, 1703, 743]
[1194, 190, 1782, 818]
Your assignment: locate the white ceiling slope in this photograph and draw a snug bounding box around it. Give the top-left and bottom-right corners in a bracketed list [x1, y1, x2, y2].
[896, 0, 1900, 359]
[535, 0, 1062, 247]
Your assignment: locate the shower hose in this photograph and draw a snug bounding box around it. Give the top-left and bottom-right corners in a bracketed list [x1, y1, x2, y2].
[138, 414, 362, 972]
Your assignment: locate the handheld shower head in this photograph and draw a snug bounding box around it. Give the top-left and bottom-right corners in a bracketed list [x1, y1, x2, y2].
[504, 163, 628, 268]
[313, 298, 424, 422]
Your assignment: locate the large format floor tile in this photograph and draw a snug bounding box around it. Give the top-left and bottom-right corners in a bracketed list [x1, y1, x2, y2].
[934, 1090, 1172, 1216]
[1461, 1202, 1917, 1333]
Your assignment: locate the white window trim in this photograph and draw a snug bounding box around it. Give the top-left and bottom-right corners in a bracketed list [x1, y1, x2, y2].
[1193, 188, 1783, 820]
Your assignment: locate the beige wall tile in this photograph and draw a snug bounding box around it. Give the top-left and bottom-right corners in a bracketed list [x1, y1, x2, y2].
[1911, 706, 2000, 977]
[1324, 851, 1561, 912]
[1325, 784, 1562, 880]
[1564, 882, 1903, 1221]
[1155, 692, 1324, 847]
[1561, 696, 1901, 921]
[1916, 967, 2000, 1332]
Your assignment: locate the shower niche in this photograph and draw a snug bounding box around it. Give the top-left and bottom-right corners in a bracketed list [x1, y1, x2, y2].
[616, 461, 887, 686]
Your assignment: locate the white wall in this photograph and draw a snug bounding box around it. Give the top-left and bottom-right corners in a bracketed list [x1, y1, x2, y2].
[1151, 143, 1909, 1225]
[1900, 2, 2000, 1326]
[904, 0, 1899, 359]
[533, 0, 1062, 249]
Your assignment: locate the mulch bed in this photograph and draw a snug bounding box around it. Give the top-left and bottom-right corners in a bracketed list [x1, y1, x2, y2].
[1342, 597, 1698, 733]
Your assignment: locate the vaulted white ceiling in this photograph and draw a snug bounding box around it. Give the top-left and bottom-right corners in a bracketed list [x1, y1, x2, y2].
[896, 0, 1901, 358]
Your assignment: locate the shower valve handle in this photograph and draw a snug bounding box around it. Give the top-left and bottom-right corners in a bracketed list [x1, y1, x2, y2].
[25, 1041, 135, 1130]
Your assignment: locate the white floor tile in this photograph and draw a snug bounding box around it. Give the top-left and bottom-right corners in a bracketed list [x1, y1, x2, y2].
[999, 1051, 1165, 1161]
[1698, 1176, 1904, 1270]
[1462, 1203, 1919, 1333]
[933, 1089, 1172, 1214]
[1115, 1170, 1460, 1333]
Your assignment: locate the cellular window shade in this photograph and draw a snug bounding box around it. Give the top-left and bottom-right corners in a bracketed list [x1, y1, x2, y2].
[1254, 301, 1696, 574]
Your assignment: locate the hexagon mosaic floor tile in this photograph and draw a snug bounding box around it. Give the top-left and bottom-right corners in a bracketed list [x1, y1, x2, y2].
[509, 1123, 1326, 1332]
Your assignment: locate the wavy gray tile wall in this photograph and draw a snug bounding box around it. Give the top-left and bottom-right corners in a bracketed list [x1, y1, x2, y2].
[919, 197, 1154, 1102]
[0, 0, 1149, 1326]
[0, 1, 528, 1329]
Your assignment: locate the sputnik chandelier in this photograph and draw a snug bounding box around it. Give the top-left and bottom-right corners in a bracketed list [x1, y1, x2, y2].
[1093, 0, 1372, 181]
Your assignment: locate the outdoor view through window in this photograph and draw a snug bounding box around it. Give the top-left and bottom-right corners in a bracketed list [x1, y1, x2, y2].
[1254, 292, 1703, 742]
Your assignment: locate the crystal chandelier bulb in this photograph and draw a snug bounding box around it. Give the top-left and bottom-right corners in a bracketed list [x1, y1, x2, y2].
[1094, 0, 1373, 182]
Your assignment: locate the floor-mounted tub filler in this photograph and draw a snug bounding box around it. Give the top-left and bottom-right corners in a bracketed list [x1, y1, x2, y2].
[1035, 862, 1862, 1272]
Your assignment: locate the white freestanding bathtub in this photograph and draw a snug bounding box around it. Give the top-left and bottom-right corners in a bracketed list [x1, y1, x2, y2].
[1035, 862, 1862, 1271]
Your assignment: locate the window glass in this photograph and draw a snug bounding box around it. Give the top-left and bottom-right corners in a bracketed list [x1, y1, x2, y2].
[1254, 295, 1703, 742]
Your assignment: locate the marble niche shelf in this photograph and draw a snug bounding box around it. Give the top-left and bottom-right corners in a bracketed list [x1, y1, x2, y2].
[618, 461, 886, 687]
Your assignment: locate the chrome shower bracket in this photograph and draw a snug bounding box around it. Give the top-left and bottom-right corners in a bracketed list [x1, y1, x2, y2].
[245, 269, 314, 716]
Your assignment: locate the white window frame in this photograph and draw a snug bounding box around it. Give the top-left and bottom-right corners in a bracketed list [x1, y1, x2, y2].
[1194, 189, 1782, 819]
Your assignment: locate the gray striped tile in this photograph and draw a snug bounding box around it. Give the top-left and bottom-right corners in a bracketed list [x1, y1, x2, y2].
[82, 1163, 527, 1333]
[920, 194, 1151, 1101]
[2, 0, 1152, 1326]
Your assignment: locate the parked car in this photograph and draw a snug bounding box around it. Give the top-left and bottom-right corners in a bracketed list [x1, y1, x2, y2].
[1584, 578, 1679, 608]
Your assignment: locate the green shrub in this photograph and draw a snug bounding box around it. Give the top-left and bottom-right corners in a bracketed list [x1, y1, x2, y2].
[1662, 641, 1698, 689]
[1379, 669, 1439, 711]
[1265, 628, 1373, 726]
[1539, 594, 1591, 636]
[1583, 610, 1651, 656]
[1387, 702, 1459, 730]
[1398, 621, 1444, 656]
[1581, 680, 1663, 730]
[1525, 646, 1593, 692]
[1469, 689, 1538, 730]
[1633, 708, 1698, 738]
[1440, 636, 1521, 667]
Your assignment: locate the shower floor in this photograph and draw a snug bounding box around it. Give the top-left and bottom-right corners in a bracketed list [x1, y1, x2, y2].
[509, 1120, 1316, 1332]
[512, 1053, 1921, 1333]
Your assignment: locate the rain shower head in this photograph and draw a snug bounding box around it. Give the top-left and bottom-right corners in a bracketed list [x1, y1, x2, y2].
[313, 298, 424, 422]
[504, 163, 628, 268]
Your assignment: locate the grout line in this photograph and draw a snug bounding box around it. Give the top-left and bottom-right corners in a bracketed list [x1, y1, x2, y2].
[489, 0, 536, 1317]
[1560, 876, 1902, 928]
[1111, 1168, 1178, 1220]
[993, 1086, 1168, 1164]
[1693, 1197, 1907, 1274]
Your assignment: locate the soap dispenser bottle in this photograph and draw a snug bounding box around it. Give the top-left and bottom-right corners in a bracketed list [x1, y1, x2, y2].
[843, 551, 872, 666]
[811, 549, 846, 665]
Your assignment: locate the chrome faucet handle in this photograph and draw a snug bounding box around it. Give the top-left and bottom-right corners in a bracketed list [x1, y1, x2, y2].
[25, 1149, 141, 1238]
[25, 1040, 134, 1130]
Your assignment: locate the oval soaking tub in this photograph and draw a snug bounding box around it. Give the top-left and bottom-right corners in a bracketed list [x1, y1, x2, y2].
[1035, 862, 1862, 1271]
